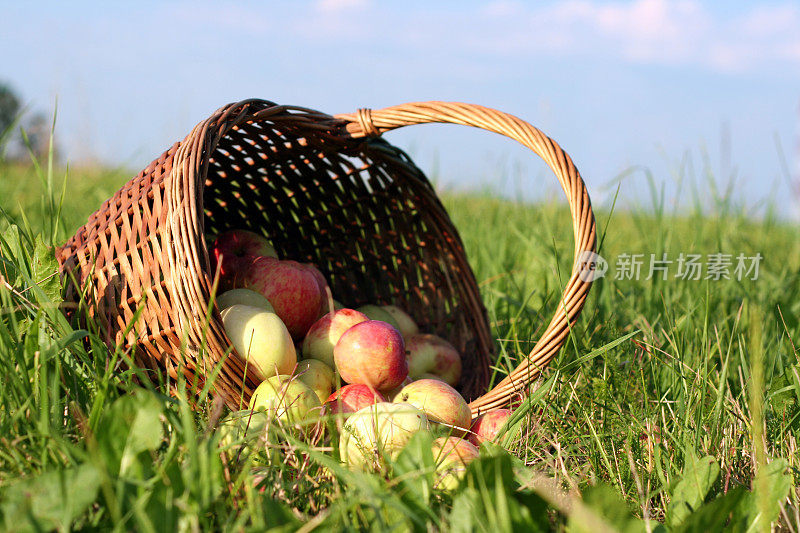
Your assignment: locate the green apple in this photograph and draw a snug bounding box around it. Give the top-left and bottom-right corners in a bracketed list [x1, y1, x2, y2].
[381, 305, 419, 339]
[340, 402, 430, 470]
[356, 304, 402, 332]
[296, 359, 336, 402]
[432, 436, 480, 490]
[221, 304, 296, 378]
[249, 375, 321, 425]
[393, 378, 471, 435]
[217, 410, 269, 460]
[406, 334, 462, 387]
[216, 288, 275, 312]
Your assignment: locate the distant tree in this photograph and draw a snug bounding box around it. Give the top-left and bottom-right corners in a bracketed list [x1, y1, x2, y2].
[0, 82, 57, 163]
[0, 83, 22, 154]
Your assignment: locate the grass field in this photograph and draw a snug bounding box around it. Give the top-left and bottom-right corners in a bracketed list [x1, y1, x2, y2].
[0, 153, 798, 532]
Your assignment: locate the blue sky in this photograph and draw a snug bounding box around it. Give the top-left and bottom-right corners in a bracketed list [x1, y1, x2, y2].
[3, 0, 799, 214]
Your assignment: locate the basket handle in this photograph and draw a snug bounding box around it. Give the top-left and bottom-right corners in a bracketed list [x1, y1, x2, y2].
[336, 102, 597, 413]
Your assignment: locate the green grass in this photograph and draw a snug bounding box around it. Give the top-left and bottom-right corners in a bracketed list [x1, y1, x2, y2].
[0, 151, 798, 531]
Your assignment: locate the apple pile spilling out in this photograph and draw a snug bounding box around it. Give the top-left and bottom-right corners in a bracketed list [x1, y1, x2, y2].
[211, 229, 514, 487]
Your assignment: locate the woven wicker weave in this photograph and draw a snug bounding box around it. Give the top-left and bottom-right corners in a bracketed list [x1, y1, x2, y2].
[56, 99, 596, 414]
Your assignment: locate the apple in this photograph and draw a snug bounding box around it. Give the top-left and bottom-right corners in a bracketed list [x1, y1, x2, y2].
[220, 304, 296, 378]
[384, 375, 413, 401]
[301, 309, 369, 368]
[381, 305, 419, 339]
[212, 230, 277, 289]
[340, 402, 430, 470]
[243, 257, 322, 340]
[324, 384, 386, 416]
[249, 375, 321, 425]
[334, 321, 408, 391]
[393, 379, 471, 435]
[301, 263, 331, 316]
[295, 359, 336, 403]
[468, 409, 513, 446]
[406, 334, 462, 387]
[356, 304, 402, 331]
[432, 436, 480, 490]
[216, 288, 275, 312]
[217, 410, 269, 460]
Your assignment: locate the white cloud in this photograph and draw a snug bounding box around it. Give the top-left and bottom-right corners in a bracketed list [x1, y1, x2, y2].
[314, 0, 370, 13]
[469, 0, 800, 72]
[299, 0, 800, 74]
[144, 0, 800, 76]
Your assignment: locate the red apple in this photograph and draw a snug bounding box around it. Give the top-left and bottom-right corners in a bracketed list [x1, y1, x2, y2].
[211, 230, 277, 289]
[334, 321, 408, 392]
[468, 409, 513, 446]
[301, 263, 331, 316]
[242, 257, 322, 340]
[393, 379, 471, 434]
[324, 384, 386, 416]
[406, 334, 462, 387]
[302, 309, 369, 368]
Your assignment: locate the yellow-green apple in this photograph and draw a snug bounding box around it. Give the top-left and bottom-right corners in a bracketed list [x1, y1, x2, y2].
[216, 288, 275, 312]
[324, 384, 386, 416]
[384, 375, 413, 401]
[406, 334, 462, 387]
[381, 305, 419, 339]
[217, 410, 269, 460]
[334, 321, 408, 391]
[295, 359, 336, 403]
[356, 304, 402, 331]
[211, 229, 277, 289]
[468, 409, 513, 446]
[220, 304, 296, 378]
[243, 257, 322, 340]
[340, 402, 430, 470]
[432, 436, 480, 490]
[301, 309, 369, 368]
[249, 375, 321, 425]
[393, 379, 471, 435]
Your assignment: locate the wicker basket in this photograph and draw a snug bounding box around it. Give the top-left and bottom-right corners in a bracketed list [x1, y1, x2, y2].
[56, 99, 596, 415]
